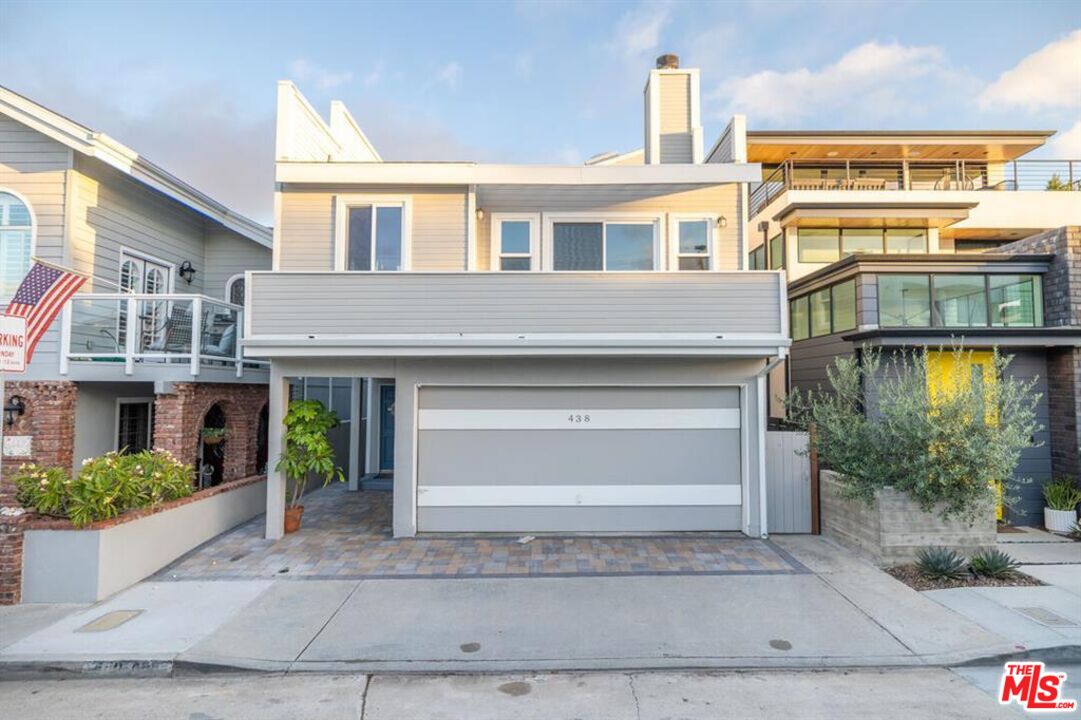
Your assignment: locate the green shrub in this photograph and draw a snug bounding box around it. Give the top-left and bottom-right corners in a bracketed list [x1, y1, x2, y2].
[1043, 478, 1081, 511]
[276, 399, 345, 509]
[970, 549, 1020, 578]
[915, 546, 968, 581]
[787, 345, 1040, 522]
[12, 450, 194, 528]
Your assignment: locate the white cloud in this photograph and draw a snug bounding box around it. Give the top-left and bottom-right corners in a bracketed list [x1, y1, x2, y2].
[289, 58, 354, 90]
[713, 41, 951, 124]
[436, 61, 463, 89]
[610, 3, 671, 59]
[1050, 120, 1081, 157]
[363, 62, 385, 87]
[979, 30, 1081, 111]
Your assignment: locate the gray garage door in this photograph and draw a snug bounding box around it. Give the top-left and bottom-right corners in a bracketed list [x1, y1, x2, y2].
[416, 386, 742, 532]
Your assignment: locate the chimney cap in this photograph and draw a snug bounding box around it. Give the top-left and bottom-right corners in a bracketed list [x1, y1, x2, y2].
[655, 54, 680, 70]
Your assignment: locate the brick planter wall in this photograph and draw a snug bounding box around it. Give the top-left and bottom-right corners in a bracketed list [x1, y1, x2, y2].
[153, 382, 269, 482]
[820, 471, 997, 566]
[996, 226, 1080, 480]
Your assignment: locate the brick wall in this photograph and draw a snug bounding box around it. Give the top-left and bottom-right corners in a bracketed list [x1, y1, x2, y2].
[0, 381, 78, 503]
[153, 383, 268, 482]
[996, 227, 1080, 480]
[0, 381, 78, 606]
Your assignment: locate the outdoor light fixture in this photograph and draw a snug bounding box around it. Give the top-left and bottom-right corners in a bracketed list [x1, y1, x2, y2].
[4, 396, 26, 427]
[178, 261, 197, 284]
[717, 215, 727, 228]
[475, 208, 484, 220]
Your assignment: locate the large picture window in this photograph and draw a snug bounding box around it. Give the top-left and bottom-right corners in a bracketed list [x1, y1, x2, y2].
[878, 272, 1042, 328]
[797, 229, 840, 263]
[0, 191, 33, 299]
[879, 275, 932, 327]
[337, 197, 409, 271]
[799, 228, 928, 264]
[933, 275, 987, 328]
[551, 219, 657, 271]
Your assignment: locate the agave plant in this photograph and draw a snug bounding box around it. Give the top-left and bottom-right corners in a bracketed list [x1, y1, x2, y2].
[970, 548, 1020, 579]
[915, 546, 968, 581]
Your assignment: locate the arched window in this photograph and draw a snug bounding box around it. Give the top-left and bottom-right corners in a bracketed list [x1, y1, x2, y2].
[225, 274, 245, 306]
[0, 191, 33, 299]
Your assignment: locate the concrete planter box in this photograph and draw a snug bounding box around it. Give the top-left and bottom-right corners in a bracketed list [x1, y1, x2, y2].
[820, 471, 996, 566]
[21, 477, 266, 603]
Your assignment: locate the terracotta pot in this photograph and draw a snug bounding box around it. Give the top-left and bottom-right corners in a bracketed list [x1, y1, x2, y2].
[284, 505, 304, 534]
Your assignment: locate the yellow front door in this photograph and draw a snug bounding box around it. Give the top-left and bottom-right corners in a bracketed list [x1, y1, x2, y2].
[926, 350, 1004, 519]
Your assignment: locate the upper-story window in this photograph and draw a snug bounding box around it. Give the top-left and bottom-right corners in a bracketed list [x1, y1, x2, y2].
[491, 214, 538, 271]
[671, 217, 713, 271]
[548, 218, 659, 271]
[789, 278, 856, 340]
[769, 234, 784, 269]
[749, 244, 766, 270]
[336, 196, 411, 271]
[878, 273, 1043, 328]
[797, 228, 928, 263]
[0, 191, 33, 300]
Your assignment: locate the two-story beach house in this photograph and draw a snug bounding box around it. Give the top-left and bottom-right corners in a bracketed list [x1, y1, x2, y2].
[0, 87, 272, 495]
[250, 55, 789, 539]
[738, 129, 1081, 522]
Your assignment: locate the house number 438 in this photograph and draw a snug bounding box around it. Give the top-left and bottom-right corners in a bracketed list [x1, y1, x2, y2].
[567, 414, 591, 424]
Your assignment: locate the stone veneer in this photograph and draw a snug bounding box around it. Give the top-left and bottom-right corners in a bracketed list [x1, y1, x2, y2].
[996, 226, 1080, 480]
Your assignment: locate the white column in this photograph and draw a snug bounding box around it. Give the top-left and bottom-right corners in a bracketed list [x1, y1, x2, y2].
[757, 371, 769, 539]
[265, 365, 289, 539]
[347, 377, 361, 491]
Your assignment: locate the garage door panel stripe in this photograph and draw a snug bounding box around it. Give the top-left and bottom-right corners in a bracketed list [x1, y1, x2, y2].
[417, 484, 742, 507]
[418, 408, 740, 430]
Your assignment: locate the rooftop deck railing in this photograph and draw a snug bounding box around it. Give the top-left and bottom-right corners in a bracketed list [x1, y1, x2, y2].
[749, 158, 1081, 216]
[61, 293, 267, 378]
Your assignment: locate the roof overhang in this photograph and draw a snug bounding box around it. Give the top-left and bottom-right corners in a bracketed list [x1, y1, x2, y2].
[244, 332, 790, 359]
[774, 202, 977, 229]
[276, 162, 761, 186]
[0, 86, 272, 248]
[788, 253, 1054, 295]
[746, 130, 1053, 163]
[842, 327, 1081, 348]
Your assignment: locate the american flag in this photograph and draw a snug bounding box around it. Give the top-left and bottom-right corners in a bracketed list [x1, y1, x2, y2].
[5, 261, 87, 363]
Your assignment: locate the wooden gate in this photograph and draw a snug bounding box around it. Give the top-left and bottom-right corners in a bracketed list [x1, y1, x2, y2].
[765, 429, 817, 534]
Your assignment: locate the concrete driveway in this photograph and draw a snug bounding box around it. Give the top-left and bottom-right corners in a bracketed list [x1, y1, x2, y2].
[0, 536, 1019, 675]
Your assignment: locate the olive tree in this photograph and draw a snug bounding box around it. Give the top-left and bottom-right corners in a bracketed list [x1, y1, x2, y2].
[787, 345, 1041, 522]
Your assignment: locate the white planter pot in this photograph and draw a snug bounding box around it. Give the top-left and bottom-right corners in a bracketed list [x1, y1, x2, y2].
[1044, 507, 1078, 534]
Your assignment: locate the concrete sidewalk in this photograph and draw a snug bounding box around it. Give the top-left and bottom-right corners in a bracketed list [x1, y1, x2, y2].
[0, 536, 1040, 676]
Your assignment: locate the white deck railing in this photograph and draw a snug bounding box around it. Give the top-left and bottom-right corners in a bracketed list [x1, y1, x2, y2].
[61, 293, 266, 378]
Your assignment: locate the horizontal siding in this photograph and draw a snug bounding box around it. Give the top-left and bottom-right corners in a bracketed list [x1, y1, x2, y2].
[278, 185, 468, 271]
[659, 74, 691, 133]
[476, 184, 741, 271]
[70, 155, 207, 294]
[789, 334, 853, 394]
[203, 227, 272, 300]
[0, 114, 72, 375]
[251, 271, 783, 336]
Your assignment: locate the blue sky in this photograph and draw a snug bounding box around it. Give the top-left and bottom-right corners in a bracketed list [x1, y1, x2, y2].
[1, 0, 1078, 224]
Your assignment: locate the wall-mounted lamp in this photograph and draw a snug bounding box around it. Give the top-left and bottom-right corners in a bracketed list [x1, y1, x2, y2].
[178, 261, 197, 285]
[716, 216, 727, 229]
[475, 208, 485, 221]
[4, 396, 26, 427]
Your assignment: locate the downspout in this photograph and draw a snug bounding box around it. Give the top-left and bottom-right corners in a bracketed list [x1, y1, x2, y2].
[755, 354, 786, 539]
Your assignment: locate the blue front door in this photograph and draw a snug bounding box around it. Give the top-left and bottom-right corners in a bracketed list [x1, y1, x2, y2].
[379, 384, 395, 471]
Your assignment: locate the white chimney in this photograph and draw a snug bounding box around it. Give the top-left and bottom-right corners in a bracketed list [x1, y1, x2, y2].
[643, 54, 703, 164]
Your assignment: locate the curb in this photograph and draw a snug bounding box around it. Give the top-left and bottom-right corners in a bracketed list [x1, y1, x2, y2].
[4, 645, 1079, 680]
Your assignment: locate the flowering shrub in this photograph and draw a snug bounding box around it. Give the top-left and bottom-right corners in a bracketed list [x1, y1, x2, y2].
[13, 449, 194, 528]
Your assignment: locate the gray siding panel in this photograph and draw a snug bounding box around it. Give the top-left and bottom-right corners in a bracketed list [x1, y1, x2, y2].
[203, 227, 271, 300]
[250, 271, 783, 336]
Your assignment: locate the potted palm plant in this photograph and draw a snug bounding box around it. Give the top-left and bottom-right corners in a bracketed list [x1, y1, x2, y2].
[275, 399, 344, 533]
[1043, 478, 1081, 534]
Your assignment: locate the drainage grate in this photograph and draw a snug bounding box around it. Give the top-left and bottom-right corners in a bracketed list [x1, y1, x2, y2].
[1013, 606, 1079, 627]
[75, 610, 144, 632]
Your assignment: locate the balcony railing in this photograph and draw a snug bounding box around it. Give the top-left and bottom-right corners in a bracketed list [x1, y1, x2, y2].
[61, 293, 266, 378]
[749, 158, 1081, 216]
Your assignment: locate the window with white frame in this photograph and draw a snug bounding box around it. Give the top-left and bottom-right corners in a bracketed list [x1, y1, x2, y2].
[338, 198, 409, 271]
[673, 218, 712, 270]
[491, 215, 537, 271]
[550, 219, 658, 271]
[0, 191, 33, 299]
